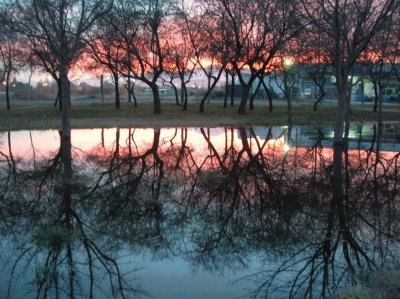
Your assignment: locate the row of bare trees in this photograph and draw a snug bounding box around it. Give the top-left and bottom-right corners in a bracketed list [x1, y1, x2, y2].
[0, 1, 399, 113]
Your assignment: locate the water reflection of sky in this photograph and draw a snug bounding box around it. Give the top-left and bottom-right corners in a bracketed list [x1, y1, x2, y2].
[1, 124, 399, 159]
[0, 125, 399, 299]
[0, 248, 257, 299]
[134, 254, 256, 299]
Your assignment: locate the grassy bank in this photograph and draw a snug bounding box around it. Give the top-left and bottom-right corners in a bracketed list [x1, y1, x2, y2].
[0, 100, 399, 130]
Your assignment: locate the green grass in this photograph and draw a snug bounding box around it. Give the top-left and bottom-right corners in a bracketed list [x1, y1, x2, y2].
[0, 100, 399, 130]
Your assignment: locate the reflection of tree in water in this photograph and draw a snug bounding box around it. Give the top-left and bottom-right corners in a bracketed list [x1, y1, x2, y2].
[0, 126, 399, 298]
[176, 128, 328, 276]
[235, 126, 400, 299]
[84, 128, 175, 254]
[0, 130, 145, 298]
[162, 126, 399, 298]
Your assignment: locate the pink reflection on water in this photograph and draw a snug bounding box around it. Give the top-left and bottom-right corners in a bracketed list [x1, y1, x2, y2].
[1, 128, 398, 171]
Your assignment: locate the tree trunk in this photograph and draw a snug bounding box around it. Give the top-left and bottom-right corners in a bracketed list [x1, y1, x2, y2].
[238, 85, 251, 114]
[250, 77, 263, 111]
[372, 78, 378, 113]
[230, 72, 235, 106]
[199, 68, 225, 113]
[378, 85, 383, 126]
[262, 80, 273, 112]
[181, 84, 184, 105]
[333, 87, 348, 146]
[132, 92, 138, 107]
[360, 78, 365, 105]
[287, 97, 292, 124]
[5, 70, 10, 110]
[313, 89, 326, 111]
[224, 69, 228, 108]
[151, 83, 161, 114]
[249, 95, 254, 110]
[55, 79, 62, 111]
[113, 72, 120, 109]
[182, 81, 188, 111]
[28, 69, 33, 102]
[172, 83, 179, 106]
[199, 88, 212, 113]
[60, 63, 71, 144]
[100, 75, 104, 103]
[332, 85, 346, 208]
[127, 76, 132, 103]
[283, 71, 292, 124]
[344, 81, 353, 140]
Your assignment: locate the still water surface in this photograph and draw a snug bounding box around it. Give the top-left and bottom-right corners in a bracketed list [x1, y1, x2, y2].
[0, 125, 399, 299]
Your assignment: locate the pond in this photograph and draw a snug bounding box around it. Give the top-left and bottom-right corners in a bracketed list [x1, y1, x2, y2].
[0, 125, 399, 299]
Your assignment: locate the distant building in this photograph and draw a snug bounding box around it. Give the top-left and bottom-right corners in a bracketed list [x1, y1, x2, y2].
[228, 63, 400, 102]
[143, 87, 175, 97]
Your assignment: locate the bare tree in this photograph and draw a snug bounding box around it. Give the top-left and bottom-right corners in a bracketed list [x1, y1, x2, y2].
[0, 5, 23, 110]
[112, 0, 174, 114]
[87, 11, 125, 109]
[302, 0, 398, 146]
[163, 8, 197, 110]
[297, 27, 333, 111]
[1, 131, 146, 299]
[161, 60, 181, 106]
[13, 0, 113, 139]
[0, 35, 16, 110]
[29, 41, 64, 109]
[199, 0, 301, 115]
[184, 4, 228, 113]
[388, 9, 400, 96]
[364, 14, 399, 124]
[302, 0, 399, 207]
[0, 5, 8, 88]
[25, 54, 38, 102]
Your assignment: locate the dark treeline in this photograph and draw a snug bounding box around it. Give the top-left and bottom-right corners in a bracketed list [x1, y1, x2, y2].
[0, 127, 399, 298]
